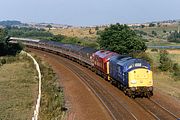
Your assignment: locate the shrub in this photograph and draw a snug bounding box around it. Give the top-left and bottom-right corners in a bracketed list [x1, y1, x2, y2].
[159, 50, 173, 71]
[151, 48, 158, 52]
[0, 58, 6, 64]
[152, 31, 157, 36]
[172, 63, 180, 81]
[131, 52, 153, 68]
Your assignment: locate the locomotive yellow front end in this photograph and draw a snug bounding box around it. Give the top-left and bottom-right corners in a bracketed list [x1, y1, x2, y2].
[128, 68, 153, 97]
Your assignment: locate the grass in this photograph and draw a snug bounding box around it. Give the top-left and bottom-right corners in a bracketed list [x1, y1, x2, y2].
[147, 49, 180, 99]
[137, 24, 179, 37]
[32, 55, 66, 120]
[135, 23, 180, 46]
[49, 27, 98, 39]
[0, 55, 38, 120]
[153, 72, 180, 99]
[0, 53, 66, 120]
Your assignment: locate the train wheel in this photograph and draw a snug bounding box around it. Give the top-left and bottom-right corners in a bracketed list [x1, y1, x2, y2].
[130, 94, 135, 99]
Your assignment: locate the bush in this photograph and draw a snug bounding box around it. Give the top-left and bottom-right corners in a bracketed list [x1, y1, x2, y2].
[151, 48, 158, 52]
[159, 50, 173, 71]
[152, 31, 157, 36]
[172, 63, 180, 81]
[131, 52, 153, 67]
[149, 23, 156, 27]
[0, 58, 6, 64]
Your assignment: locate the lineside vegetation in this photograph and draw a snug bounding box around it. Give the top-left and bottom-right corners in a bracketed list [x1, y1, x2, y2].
[32, 56, 66, 120]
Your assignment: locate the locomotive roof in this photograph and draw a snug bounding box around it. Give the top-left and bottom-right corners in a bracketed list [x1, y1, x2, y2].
[110, 55, 150, 71]
[95, 50, 116, 59]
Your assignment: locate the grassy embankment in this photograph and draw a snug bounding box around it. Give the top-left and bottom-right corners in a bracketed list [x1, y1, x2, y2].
[31, 54, 66, 120]
[0, 53, 66, 120]
[0, 55, 38, 119]
[147, 49, 180, 99]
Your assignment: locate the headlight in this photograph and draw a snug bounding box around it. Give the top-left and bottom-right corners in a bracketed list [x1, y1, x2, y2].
[131, 80, 137, 84]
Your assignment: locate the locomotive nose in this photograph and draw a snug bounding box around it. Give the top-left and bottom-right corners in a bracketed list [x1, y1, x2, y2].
[128, 68, 153, 87]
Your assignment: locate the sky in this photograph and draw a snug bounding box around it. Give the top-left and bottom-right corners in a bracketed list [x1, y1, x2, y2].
[0, 0, 180, 26]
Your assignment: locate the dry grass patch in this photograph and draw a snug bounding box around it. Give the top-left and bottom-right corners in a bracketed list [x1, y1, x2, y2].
[50, 27, 98, 39]
[167, 49, 180, 54]
[0, 58, 38, 120]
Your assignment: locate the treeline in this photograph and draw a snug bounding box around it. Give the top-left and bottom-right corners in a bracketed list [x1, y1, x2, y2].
[6, 27, 53, 40]
[168, 31, 180, 43]
[0, 20, 22, 27]
[6, 27, 99, 48]
[0, 29, 23, 56]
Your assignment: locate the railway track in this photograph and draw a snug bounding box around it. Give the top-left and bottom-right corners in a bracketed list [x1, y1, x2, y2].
[31, 48, 180, 120]
[58, 54, 138, 120]
[135, 98, 179, 120]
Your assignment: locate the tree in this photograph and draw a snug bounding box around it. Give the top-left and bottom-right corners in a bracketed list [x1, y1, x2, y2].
[159, 50, 173, 71]
[89, 29, 94, 34]
[98, 23, 147, 54]
[141, 24, 145, 28]
[152, 30, 157, 36]
[0, 29, 9, 55]
[46, 24, 52, 31]
[172, 63, 180, 80]
[149, 23, 156, 27]
[0, 28, 23, 56]
[95, 26, 99, 31]
[163, 30, 166, 33]
[0, 29, 8, 43]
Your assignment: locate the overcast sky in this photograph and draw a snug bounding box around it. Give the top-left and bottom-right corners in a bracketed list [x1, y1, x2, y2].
[0, 0, 180, 26]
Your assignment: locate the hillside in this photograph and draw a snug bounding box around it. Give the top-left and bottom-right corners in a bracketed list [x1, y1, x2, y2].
[0, 20, 23, 27]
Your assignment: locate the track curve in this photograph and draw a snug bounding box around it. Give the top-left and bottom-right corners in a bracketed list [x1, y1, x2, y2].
[30, 48, 180, 120]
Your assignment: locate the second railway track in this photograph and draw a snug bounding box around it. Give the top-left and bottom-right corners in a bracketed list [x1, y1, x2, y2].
[135, 98, 179, 120]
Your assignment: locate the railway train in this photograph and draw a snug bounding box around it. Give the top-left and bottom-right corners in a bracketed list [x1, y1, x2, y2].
[10, 37, 153, 98]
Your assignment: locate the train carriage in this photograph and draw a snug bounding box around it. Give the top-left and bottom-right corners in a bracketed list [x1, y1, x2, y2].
[79, 47, 97, 66]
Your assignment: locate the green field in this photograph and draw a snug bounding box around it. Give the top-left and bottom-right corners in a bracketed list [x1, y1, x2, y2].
[0, 57, 38, 120]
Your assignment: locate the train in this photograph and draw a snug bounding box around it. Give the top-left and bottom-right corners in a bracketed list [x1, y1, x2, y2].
[10, 37, 153, 98]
